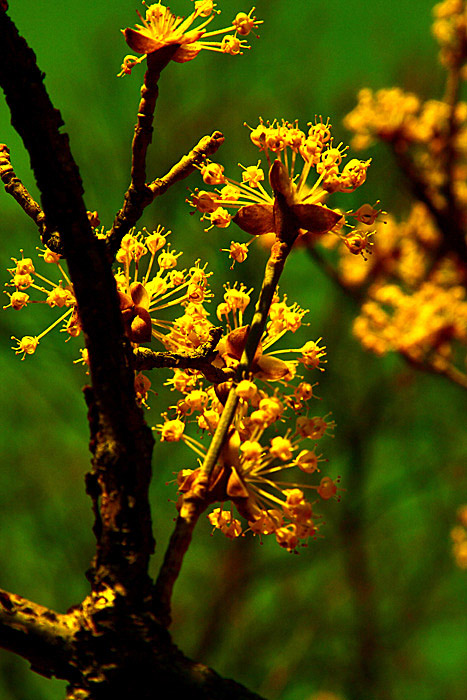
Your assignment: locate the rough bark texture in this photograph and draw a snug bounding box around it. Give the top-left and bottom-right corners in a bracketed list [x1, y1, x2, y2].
[0, 8, 265, 698]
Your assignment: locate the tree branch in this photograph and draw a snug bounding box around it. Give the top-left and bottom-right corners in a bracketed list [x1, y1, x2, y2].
[0, 588, 79, 681]
[392, 145, 467, 264]
[0, 143, 45, 229]
[106, 130, 225, 258]
[148, 131, 225, 197]
[0, 142, 65, 253]
[133, 326, 229, 383]
[0, 586, 266, 699]
[0, 6, 155, 598]
[130, 47, 179, 189]
[153, 175, 302, 627]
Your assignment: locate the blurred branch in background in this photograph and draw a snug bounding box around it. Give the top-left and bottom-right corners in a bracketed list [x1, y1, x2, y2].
[308, 0, 467, 394]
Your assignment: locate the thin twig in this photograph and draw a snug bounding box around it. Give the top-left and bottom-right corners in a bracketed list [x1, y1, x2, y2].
[392, 145, 467, 264]
[153, 183, 301, 626]
[0, 142, 65, 252]
[152, 503, 206, 627]
[0, 143, 46, 230]
[133, 326, 229, 383]
[148, 130, 225, 197]
[131, 46, 179, 189]
[401, 351, 467, 390]
[106, 42, 225, 259]
[106, 130, 224, 258]
[199, 191, 301, 485]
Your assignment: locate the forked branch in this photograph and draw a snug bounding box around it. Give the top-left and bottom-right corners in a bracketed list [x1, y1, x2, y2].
[0, 588, 78, 681]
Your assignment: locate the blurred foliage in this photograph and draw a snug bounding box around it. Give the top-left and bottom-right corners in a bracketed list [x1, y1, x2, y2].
[0, 1, 466, 699]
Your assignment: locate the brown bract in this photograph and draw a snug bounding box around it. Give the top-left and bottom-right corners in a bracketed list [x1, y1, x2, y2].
[233, 203, 275, 235]
[232, 204, 342, 236]
[123, 26, 202, 55]
[118, 281, 152, 343]
[121, 4, 205, 63]
[177, 429, 261, 522]
[233, 159, 342, 237]
[213, 324, 292, 381]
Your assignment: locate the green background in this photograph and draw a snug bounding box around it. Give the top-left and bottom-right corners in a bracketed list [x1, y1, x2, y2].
[1, 1, 466, 699]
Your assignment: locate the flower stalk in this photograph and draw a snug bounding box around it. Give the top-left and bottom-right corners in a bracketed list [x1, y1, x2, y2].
[153, 161, 303, 625]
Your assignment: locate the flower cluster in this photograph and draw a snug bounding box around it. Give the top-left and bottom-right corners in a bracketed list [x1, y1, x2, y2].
[5, 248, 78, 360]
[189, 117, 374, 265]
[432, 0, 467, 70]
[119, 1, 261, 75]
[336, 2, 467, 388]
[320, 202, 467, 378]
[114, 226, 213, 348]
[5, 226, 212, 370]
[344, 96, 467, 204]
[154, 280, 340, 552]
[162, 280, 327, 389]
[354, 279, 467, 366]
[342, 88, 467, 152]
[450, 504, 467, 569]
[159, 378, 339, 552]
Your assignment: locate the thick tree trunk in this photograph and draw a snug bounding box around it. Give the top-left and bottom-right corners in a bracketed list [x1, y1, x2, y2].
[0, 8, 265, 698]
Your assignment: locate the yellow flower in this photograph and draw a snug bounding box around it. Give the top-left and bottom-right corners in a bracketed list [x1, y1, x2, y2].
[11, 335, 39, 360]
[159, 417, 186, 442]
[209, 285, 316, 382]
[114, 226, 213, 351]
[159, 373, 339, 552]
[119, 1, 261, 74]
[5, 249, 79, 355]
[190, 118, 372, 259]
[5, 227, 211, 365]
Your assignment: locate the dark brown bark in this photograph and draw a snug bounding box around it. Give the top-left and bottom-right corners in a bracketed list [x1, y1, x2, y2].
[0, 8, 265, 698]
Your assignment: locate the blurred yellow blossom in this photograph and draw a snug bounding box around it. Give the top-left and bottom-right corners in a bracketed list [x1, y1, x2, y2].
[451, 504, 467, 568]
